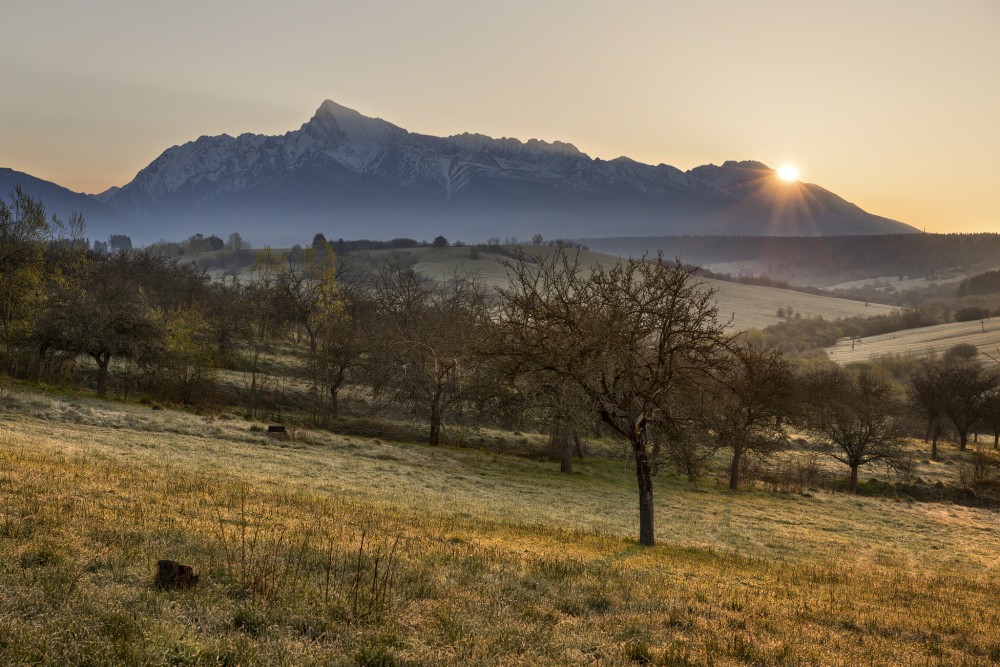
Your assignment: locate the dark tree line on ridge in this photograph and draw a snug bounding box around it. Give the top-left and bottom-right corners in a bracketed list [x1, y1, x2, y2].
[3, 190, 1000, 546]
[588, 233, 1000, 285]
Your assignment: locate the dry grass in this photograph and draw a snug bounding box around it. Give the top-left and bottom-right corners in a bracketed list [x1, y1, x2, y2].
[826, 317, 1000, 365]
[703, 279, 894, 331]
[1, 390, 998, 665]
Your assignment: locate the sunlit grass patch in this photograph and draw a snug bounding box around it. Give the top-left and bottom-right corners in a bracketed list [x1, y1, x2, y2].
[0, 389, 998, 664]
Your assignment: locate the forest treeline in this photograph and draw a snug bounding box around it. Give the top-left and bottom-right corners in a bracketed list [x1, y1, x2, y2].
[4, 189, 1000, 545]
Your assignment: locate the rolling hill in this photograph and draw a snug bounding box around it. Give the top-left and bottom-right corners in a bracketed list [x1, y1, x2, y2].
[826, 318, 1000, 365]
[362, 245, 897, 331]
[0, 168, 128, 241]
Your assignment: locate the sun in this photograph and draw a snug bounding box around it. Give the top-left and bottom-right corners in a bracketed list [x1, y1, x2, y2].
[777, 164, 800, 182]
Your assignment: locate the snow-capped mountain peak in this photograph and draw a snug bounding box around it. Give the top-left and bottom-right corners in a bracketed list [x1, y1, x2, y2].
[303, 99, 400, 143]
[101, 98, 916, 244]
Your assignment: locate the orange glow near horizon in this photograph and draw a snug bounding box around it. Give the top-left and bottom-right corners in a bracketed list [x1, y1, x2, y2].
[0, 1, 997, 233]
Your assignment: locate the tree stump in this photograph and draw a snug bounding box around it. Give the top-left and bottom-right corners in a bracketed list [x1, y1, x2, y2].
[155, 559, 199, 589]
[266, 425, 295, 441]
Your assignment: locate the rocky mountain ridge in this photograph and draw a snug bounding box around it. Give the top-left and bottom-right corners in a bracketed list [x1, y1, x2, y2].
[4, 100, 916, 244]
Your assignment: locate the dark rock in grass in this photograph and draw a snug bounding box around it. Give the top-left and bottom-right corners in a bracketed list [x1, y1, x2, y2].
[155, 559, 199, 589]
[266, 425, 296, 441]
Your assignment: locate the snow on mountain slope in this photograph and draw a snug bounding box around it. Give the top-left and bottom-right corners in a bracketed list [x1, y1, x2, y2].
[102, 100, 916, 244]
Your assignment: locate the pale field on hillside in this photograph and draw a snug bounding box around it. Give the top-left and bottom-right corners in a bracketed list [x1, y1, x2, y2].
[826, 317, 1000, 365]
[403, 246, 896, 331]
[829, 261, 1000, 291]
[195, 245, 892, 332]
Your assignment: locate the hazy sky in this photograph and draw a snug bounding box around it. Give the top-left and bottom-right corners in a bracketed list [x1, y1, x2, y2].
[2, 0, 998, 232]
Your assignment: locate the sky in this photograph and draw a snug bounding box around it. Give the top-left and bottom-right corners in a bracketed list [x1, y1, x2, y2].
[1, 0, 998, 233]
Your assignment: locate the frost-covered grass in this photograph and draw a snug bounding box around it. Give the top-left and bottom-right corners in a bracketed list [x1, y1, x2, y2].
[0, 388, 998, 665]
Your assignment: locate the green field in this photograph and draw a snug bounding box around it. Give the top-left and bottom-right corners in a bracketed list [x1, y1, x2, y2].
[1, 388, 998, 665]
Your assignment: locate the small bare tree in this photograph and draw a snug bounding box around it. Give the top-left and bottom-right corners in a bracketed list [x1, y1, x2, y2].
[367, 258, 488, 445]
[937, 361, 1000, 451]
[906, 358, 947, 460]
[711, 339, 795, 490]
[802, 366, 909, 493]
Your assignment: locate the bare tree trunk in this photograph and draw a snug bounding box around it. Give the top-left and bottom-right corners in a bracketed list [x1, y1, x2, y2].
[931, 430, 939, 461]
[728, 445, 742, 491]
[634, 444, 655, 546]
[848, 464, 859, 494]
[574, 431, 585, 459]
[93, 353, 110, 398]
[560, 416, 574, 474]
[329, 385, 339, 418]
[429, 401, 442, 446]
[994, 431, 999, 449]
[959, 430, 968, 451]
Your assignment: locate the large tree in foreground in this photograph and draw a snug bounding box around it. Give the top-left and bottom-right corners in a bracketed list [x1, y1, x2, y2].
[497, 250, 726, 546]
[802, 366, 910, 493]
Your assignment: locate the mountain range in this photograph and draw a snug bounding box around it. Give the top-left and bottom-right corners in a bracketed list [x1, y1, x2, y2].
[2, 100, 917, 245]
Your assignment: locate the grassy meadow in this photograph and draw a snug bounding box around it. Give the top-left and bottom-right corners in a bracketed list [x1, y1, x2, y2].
[1, 388, 998, 666]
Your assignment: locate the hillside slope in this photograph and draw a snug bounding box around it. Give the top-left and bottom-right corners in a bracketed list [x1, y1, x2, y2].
[0, 168, 129, 241]
[0, 389, 996, 665]
[827, 318, 1000, 365]
[367, 245, 897, 330]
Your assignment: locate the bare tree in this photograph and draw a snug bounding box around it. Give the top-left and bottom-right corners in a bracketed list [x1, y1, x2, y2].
[237, 252, 283, 419]
[711, 340, 795, 490]
[906, 359, 947, 460]
[802, 366, 909, 493]
[311, 277, 373, 419]
[937, 361, 1000, 451]
[536, 382, 590, 473]
[273, 245, 340, 355]
[226, 232, 246, 260]
[367, 259, 488, 445]
[36, 250, 163, 398]
[980, 392, 1000, 449]
[496, 250, 727, 546]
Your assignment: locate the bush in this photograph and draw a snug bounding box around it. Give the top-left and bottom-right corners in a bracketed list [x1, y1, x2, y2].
[958, 450, 1000, 489]
[954, 306, 991, 322]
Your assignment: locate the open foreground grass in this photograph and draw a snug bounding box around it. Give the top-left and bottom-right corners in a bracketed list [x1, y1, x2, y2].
[1, 390, 999, 665]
